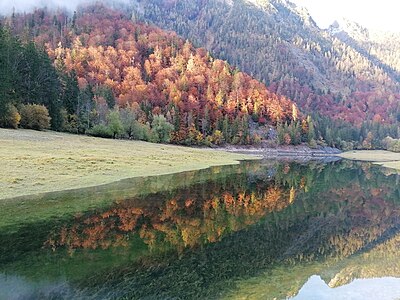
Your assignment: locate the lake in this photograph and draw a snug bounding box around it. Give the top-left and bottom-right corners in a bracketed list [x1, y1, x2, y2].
[1, 159, 400, 299]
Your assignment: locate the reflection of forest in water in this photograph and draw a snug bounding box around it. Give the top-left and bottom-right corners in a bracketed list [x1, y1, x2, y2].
[1, 160, 400, 299]
[46, 163, 294, 252]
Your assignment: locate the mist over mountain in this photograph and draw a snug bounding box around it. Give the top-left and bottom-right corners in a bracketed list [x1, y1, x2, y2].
[0, 0, 129, 14]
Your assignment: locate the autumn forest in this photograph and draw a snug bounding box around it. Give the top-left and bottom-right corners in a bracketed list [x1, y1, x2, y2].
[0, 5, 299, 146]
[1, 2, 398, 149]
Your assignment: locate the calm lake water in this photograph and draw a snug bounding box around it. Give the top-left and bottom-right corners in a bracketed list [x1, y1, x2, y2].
[1, 159, 400, 299]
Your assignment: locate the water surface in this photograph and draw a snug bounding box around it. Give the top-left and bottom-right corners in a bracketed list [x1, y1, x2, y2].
[1, 159, 400, 299]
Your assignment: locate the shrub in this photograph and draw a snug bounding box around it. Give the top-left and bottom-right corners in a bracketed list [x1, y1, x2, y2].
[382, 136, 400, 152]
[19, 104, 51, 130]
[185, 125, 204, 145]
[151, 115, 174, 143]
[283, 133, 291, 145]
[204, 136, 213, 147]
[0, 104, 21, 129]
[308, 138, 318, 149]
[231, 136, 241, 145]
[211, 130, 223, 145]
[382, 136, 393, 149]
[252, 133, 262, 145]
[141, 122, 152, 141]
[61, 111, 79, 134]
[87, 124, 113, 138]
[107, 109, 124, 138]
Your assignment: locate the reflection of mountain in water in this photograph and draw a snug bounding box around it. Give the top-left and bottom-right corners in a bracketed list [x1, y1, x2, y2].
[292, 275, 400, 300]
[225, 162, 400, 299]
[325, 231, 400, 288]
[46, 166, 293, 252]
[1, 160, 400, 299]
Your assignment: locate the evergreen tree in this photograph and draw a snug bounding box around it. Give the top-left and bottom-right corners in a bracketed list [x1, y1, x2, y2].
[78, 84, 95, 133]
[307, 118, 315, 143]
[18, 42, 62, 129]
[0, 26, 12, 122]
[222, 115, 229, 143]
[63, 70, 80, 115]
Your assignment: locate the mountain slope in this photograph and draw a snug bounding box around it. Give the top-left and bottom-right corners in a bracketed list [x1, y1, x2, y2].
[2, 4, 298, 145]
[328, 19, 400, 82]
[130, 0, 400, 125]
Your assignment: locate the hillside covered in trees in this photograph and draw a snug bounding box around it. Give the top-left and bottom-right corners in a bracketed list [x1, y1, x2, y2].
[130, 0, 400, 148]
[0, 4, 302, 146]
[1, 1, 399, 149]
[328, 19, 400, 82]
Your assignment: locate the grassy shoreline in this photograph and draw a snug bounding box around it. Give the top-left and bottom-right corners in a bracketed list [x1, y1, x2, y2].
[339, 150, 400, 172]
[0, 129, 260, 200]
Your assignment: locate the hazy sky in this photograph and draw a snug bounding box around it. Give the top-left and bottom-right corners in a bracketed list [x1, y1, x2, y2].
[0, 0, 90, 13]
[1, 0, 399, 32]
[0, 0, 128, 14]
[292, 0, 400, 31]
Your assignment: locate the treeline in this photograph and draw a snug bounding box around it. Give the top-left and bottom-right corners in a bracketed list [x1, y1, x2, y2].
[313, 114, 400, 150]
[275, 113, 400, 150]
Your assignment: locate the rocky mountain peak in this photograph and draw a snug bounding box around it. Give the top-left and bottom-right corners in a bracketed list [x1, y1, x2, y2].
[328, 18, 370, 41]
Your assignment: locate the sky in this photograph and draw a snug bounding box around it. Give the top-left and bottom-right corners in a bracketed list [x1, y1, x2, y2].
[292, 0, 400, 32]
